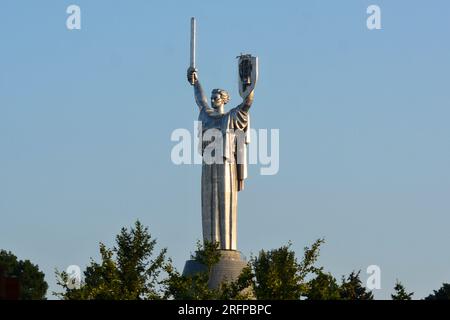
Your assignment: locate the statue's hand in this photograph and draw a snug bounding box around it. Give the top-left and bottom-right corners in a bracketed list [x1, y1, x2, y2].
[187, 67, 198, 85]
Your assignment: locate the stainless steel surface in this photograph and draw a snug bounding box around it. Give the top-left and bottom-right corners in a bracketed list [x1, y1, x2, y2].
[186, 19, 258, 251]
[190, 17, 196, 73]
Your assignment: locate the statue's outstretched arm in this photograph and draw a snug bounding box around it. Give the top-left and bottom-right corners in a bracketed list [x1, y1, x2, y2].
[187, 67, 209, 110]
[238, 90, 254, 113]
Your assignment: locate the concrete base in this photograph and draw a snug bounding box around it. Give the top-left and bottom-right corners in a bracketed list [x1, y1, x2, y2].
[182, 250, 247, 289]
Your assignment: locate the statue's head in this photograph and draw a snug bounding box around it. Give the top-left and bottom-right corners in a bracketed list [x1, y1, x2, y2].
[211, 89, 229, 110]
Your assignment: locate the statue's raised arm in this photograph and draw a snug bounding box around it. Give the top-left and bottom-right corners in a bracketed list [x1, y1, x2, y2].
[187, 67, 209, 110]
[238, 89, 254, 113]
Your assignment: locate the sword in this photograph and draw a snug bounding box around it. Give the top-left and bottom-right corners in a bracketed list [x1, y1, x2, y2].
[190, 17, 196, 84]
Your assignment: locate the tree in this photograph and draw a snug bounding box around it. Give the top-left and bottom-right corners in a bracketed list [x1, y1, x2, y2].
[55, 220, 167, 300]
[425, 283, 450, 300]
[391, 280, 413, 300]
[192, 240, 221, 275]
[163, 239, 326, 300]
[251, 239, 324, 300]
[339, 271, 374, 300]
[162, 240, 253, 300]
[162, 241, 220, 300]
[306, 271, 341, 300]
[162, 261, 216, 300]
[219, 265, 254, 300]
[0, 250, 48, 300]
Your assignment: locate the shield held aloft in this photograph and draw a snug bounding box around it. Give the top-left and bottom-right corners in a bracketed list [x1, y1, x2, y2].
[238, 54, 258, 98]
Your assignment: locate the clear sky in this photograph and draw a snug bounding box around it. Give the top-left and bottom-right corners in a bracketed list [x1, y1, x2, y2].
[1, 0, 449, 299]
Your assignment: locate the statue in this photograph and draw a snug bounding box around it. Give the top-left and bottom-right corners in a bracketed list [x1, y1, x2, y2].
[186, 18, 258, 251]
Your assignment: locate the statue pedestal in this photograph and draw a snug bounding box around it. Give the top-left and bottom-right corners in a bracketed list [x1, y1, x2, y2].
[182, 250, 247, 289]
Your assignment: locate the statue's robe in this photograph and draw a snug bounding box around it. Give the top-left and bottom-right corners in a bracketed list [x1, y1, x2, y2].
[198, 104, 250, 250]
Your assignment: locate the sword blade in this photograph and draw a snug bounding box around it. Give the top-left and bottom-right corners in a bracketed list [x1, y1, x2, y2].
[190, 17, 196, 69]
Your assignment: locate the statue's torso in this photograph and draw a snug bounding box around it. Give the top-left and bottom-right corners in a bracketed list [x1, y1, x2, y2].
[198, 108, 228, 130]
[198, 108, 231, 161]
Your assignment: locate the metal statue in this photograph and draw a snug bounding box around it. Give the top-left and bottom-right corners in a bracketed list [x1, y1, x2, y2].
[186, 17, 258, 250]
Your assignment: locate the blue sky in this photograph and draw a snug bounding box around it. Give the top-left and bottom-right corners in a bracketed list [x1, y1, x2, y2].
[1, 0, 449, 299]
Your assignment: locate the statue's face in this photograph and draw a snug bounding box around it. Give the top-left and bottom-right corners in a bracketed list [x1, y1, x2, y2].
[211, 92, 224, 109]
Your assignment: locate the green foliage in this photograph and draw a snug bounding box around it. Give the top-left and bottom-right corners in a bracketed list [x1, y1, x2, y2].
[191, 240, 221, 273]
[163, 241, 237, 300]
[0, 250, 48, 300]
[55, 220, 167, 300]
[219, 265, 254, 300]
[162, 240, 254, 300]
[53, 220, 450, 301]
[164, 239, 326, 301]
[425, 283, 450, 300]
[391, 280, 413, 300]
[251, 239, 324, 300]
[162, 257, 218, 300]
[306, 271, 341, 300]
[339, 271, 374, 300]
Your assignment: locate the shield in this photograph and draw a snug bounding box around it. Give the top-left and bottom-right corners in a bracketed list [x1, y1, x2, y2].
[237, 54, 258, 98]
